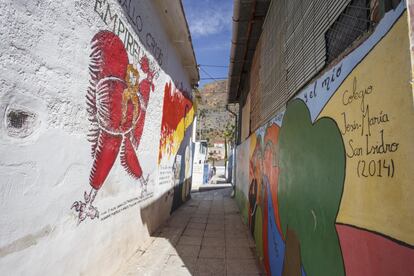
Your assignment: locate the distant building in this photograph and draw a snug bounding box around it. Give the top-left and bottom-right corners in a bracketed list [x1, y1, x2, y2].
[208, 142, 226, 161]
[192, 141, 208, 190]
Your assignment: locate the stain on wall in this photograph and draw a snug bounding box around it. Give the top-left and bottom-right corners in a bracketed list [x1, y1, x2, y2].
[236, 3, 414, 275]
[5, 108, 38, 138]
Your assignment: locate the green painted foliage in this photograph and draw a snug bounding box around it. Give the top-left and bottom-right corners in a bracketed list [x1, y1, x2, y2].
[254, 205, 264, 260]
[235, 188, 249, 224]
[278, 100, 345, 276]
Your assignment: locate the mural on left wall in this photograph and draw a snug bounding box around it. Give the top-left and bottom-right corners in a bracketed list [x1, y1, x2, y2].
[71, 31, 156, 223]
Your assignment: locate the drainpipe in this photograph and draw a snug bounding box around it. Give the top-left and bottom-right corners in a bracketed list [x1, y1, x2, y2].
[228, 0, 240, 102]
[228, 0, 257, 102]
[226, 104, 238, 197]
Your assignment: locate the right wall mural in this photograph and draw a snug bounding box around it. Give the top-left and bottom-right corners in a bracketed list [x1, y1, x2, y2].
[236, 2, 414, 276]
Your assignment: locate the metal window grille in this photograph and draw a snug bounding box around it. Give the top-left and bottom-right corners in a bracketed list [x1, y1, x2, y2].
[258, 0, 358, 125]
[325, 0, 373, 63]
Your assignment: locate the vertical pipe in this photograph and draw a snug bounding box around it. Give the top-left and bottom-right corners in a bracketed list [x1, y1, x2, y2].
[226, 104, 238, 195]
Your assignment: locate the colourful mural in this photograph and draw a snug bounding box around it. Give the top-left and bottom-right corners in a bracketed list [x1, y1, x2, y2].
[71, 31, 156, 223]
[158, 81, 195, 212]
[236, 3, 414, 276]
[278, 100, 345, 276]
[158, 82, 194, 162]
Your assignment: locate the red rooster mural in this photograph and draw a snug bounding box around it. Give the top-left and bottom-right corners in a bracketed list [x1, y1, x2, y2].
[71, 31, 155, 223]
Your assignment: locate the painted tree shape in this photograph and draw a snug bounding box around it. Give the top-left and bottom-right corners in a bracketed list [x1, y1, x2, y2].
[278, 100, 345, 276]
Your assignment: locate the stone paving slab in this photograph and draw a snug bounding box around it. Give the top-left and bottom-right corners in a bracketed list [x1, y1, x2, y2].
[115, 188, 264, 275]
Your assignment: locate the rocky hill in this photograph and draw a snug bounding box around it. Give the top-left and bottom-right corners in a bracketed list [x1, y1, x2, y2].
[195, 80, 235, 145]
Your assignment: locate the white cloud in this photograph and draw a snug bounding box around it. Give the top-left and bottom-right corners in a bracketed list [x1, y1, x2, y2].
[187, 6, 232, 37]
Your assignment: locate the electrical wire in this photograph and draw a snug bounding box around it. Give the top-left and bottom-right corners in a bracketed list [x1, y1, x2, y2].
[199, 66, 227, 82]
[198, 64, 229, 68]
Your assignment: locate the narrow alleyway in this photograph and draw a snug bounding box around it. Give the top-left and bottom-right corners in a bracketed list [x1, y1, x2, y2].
[117, 188, 264, 275]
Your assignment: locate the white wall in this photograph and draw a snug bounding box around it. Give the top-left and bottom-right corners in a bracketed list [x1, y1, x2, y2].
[192, 141, 207, 190]
[0, 0, 194, 275]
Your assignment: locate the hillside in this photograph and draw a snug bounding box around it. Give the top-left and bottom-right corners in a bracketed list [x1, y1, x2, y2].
[195, 80, 235, 145]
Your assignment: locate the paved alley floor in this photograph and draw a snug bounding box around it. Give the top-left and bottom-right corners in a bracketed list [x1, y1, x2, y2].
[117, 188, 264, 275]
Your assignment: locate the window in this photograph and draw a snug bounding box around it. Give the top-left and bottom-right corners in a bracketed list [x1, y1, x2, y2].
[325, 0, 372, 63]
[325, 0, 402, 63]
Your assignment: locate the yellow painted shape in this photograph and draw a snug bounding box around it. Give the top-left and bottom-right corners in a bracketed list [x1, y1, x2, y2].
[407, 2, 414, 93]
[121, 64, 140, 124]
[320, 14, 414, 245]
[160, 106, 195, 160]
[250, 134, 257, 159]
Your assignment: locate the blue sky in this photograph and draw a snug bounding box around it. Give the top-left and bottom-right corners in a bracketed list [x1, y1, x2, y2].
[182, 0, 233, 88]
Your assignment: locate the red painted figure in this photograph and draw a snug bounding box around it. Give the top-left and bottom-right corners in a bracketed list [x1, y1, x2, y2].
[71, 31, 155, 223]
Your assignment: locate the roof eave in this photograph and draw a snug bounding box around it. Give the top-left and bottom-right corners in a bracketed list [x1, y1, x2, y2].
[227, 0, 270, 103]
[153, 0, 200, 87]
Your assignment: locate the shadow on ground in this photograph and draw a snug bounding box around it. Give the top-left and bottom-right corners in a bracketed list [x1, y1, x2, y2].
[118, 188, 264, 275]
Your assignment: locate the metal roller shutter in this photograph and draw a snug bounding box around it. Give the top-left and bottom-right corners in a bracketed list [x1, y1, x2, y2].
[257, 0, 352, 126]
